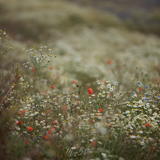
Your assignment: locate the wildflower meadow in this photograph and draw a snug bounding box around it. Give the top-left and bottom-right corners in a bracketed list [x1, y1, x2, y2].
[0, 0, 160, 160]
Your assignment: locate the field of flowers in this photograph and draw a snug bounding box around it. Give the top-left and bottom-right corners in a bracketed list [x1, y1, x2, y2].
[0, 0, 160, 160]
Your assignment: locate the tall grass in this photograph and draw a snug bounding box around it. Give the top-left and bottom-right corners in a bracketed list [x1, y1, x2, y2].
[0, 28, 160, 160]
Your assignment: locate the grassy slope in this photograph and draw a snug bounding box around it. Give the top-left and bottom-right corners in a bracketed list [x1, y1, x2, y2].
[0, 0, 160, 88]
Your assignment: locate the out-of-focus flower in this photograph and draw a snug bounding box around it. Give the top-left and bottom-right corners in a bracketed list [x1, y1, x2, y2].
[90, 140, 95, 147]
[139, 87, 142, 92]
[22, 110, 26, 115]
[73, 80, 77, 84]
[32, 67, 35, 72]
[28, 126, 33, 131]
[25, 140, 29, 144]
[95, 122, 107, 135]
[145, 123, 150, 127]
[47, 130, 51, 134]
[44, 135, 49, 139]
[17, 121, 22, 125]
[108, 60, 112, 65]
[46, 110, 50, 114]
[138, 81, 141, 85]
[98, 109, 103, 112]
[50, 86, 55, 89]
[88, 88, 93, 95]
[61, 106, 67, 111]
[110, 88, 113, 92]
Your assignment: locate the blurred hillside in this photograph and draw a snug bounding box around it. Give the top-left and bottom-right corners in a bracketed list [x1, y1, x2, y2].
[67, 0, 160, 35]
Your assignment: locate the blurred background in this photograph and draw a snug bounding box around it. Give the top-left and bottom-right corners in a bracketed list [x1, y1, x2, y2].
[1, 0, 160, 38]
[68, 0, 160, 35]
[0, 0, 160, 88]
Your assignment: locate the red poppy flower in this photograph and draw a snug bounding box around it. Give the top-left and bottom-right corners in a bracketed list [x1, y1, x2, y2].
[22, 110, 26, 113]
[28, 126, 33, 131]
[98, 109, 103, 112]
[50, 86, 55, 89]
[25, 140, 29, 145]
[108, 60, 112, 65]
[22, 110, 26, 115]
[88, 88, 93, 95]
[90, 140, 95, 147]
[53, 121, 59, 125]
[17, 121, 22, 125]
[15, 111, 17, 114]
[46, 110, 50, 114]
[32, 67, 35, 72]
[73, 80, 77, 84]
[44, 135, 49, 139]
[61, 106, 67, 110]
[50, 127, 56, 130]
[151, 147, 155, 151]
[145, 123, 150, 127]
[139, 87, 142, 92]
[89, 119, 94, 124]
[47, 130, 51, 134]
